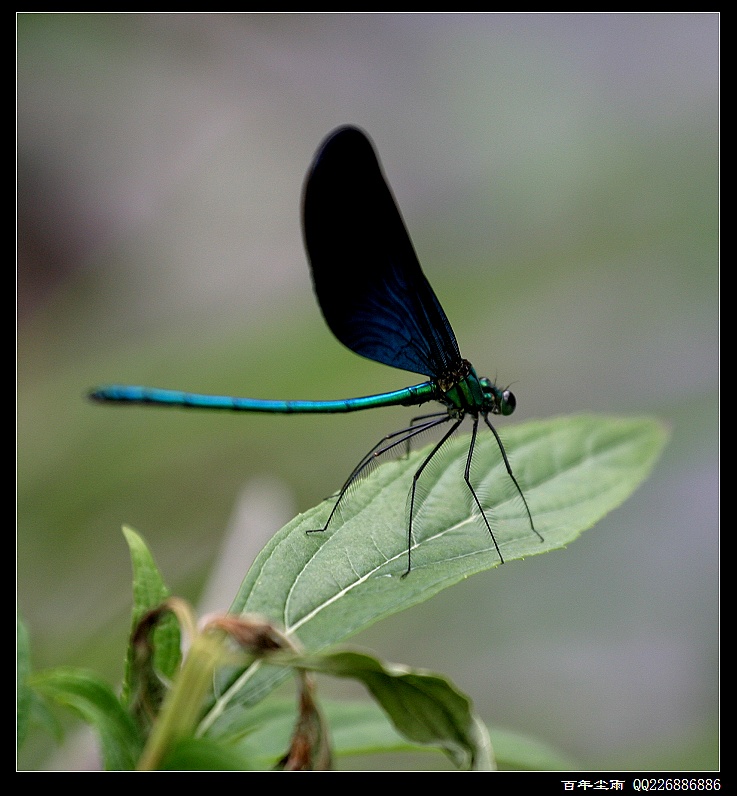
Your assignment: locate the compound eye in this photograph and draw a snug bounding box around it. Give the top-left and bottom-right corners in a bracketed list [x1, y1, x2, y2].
[501, 389, 516, 416]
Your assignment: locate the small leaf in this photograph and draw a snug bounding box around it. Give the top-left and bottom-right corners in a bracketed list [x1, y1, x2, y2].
[30, 668, 143, 770]
[121, 526, 181, 710]
[203, 415, 667, 731]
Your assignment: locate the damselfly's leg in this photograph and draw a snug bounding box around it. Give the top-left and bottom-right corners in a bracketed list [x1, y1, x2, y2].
[308, 413, 452, 535]
[402, 415, 464, 577]
[404, 411, 449, 456]
[463, 415, 504, 561]
[483, 414, 543, 543]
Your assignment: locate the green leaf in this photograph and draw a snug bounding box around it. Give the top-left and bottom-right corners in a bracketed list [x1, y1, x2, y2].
[290, 650, 492, 770]
[204, 415, 667, 729]
[321, 701, 576, 771]
[326, 702, 576, 770]
[121, 526, 181, 708]
[193, 697, 573, 770]
[30, 668, 143, 770]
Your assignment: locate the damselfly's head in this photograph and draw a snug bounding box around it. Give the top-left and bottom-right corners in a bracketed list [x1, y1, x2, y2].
[480, 377, 516, 416]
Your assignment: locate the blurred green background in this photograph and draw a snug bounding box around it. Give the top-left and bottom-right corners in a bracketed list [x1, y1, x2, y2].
[17, 13, 718, 770]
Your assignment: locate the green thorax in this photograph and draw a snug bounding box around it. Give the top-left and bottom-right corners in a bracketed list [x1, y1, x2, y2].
[437, 359, 516, 418]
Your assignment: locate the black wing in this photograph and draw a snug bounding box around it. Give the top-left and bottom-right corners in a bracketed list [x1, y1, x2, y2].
[302, 126, 462, 379]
